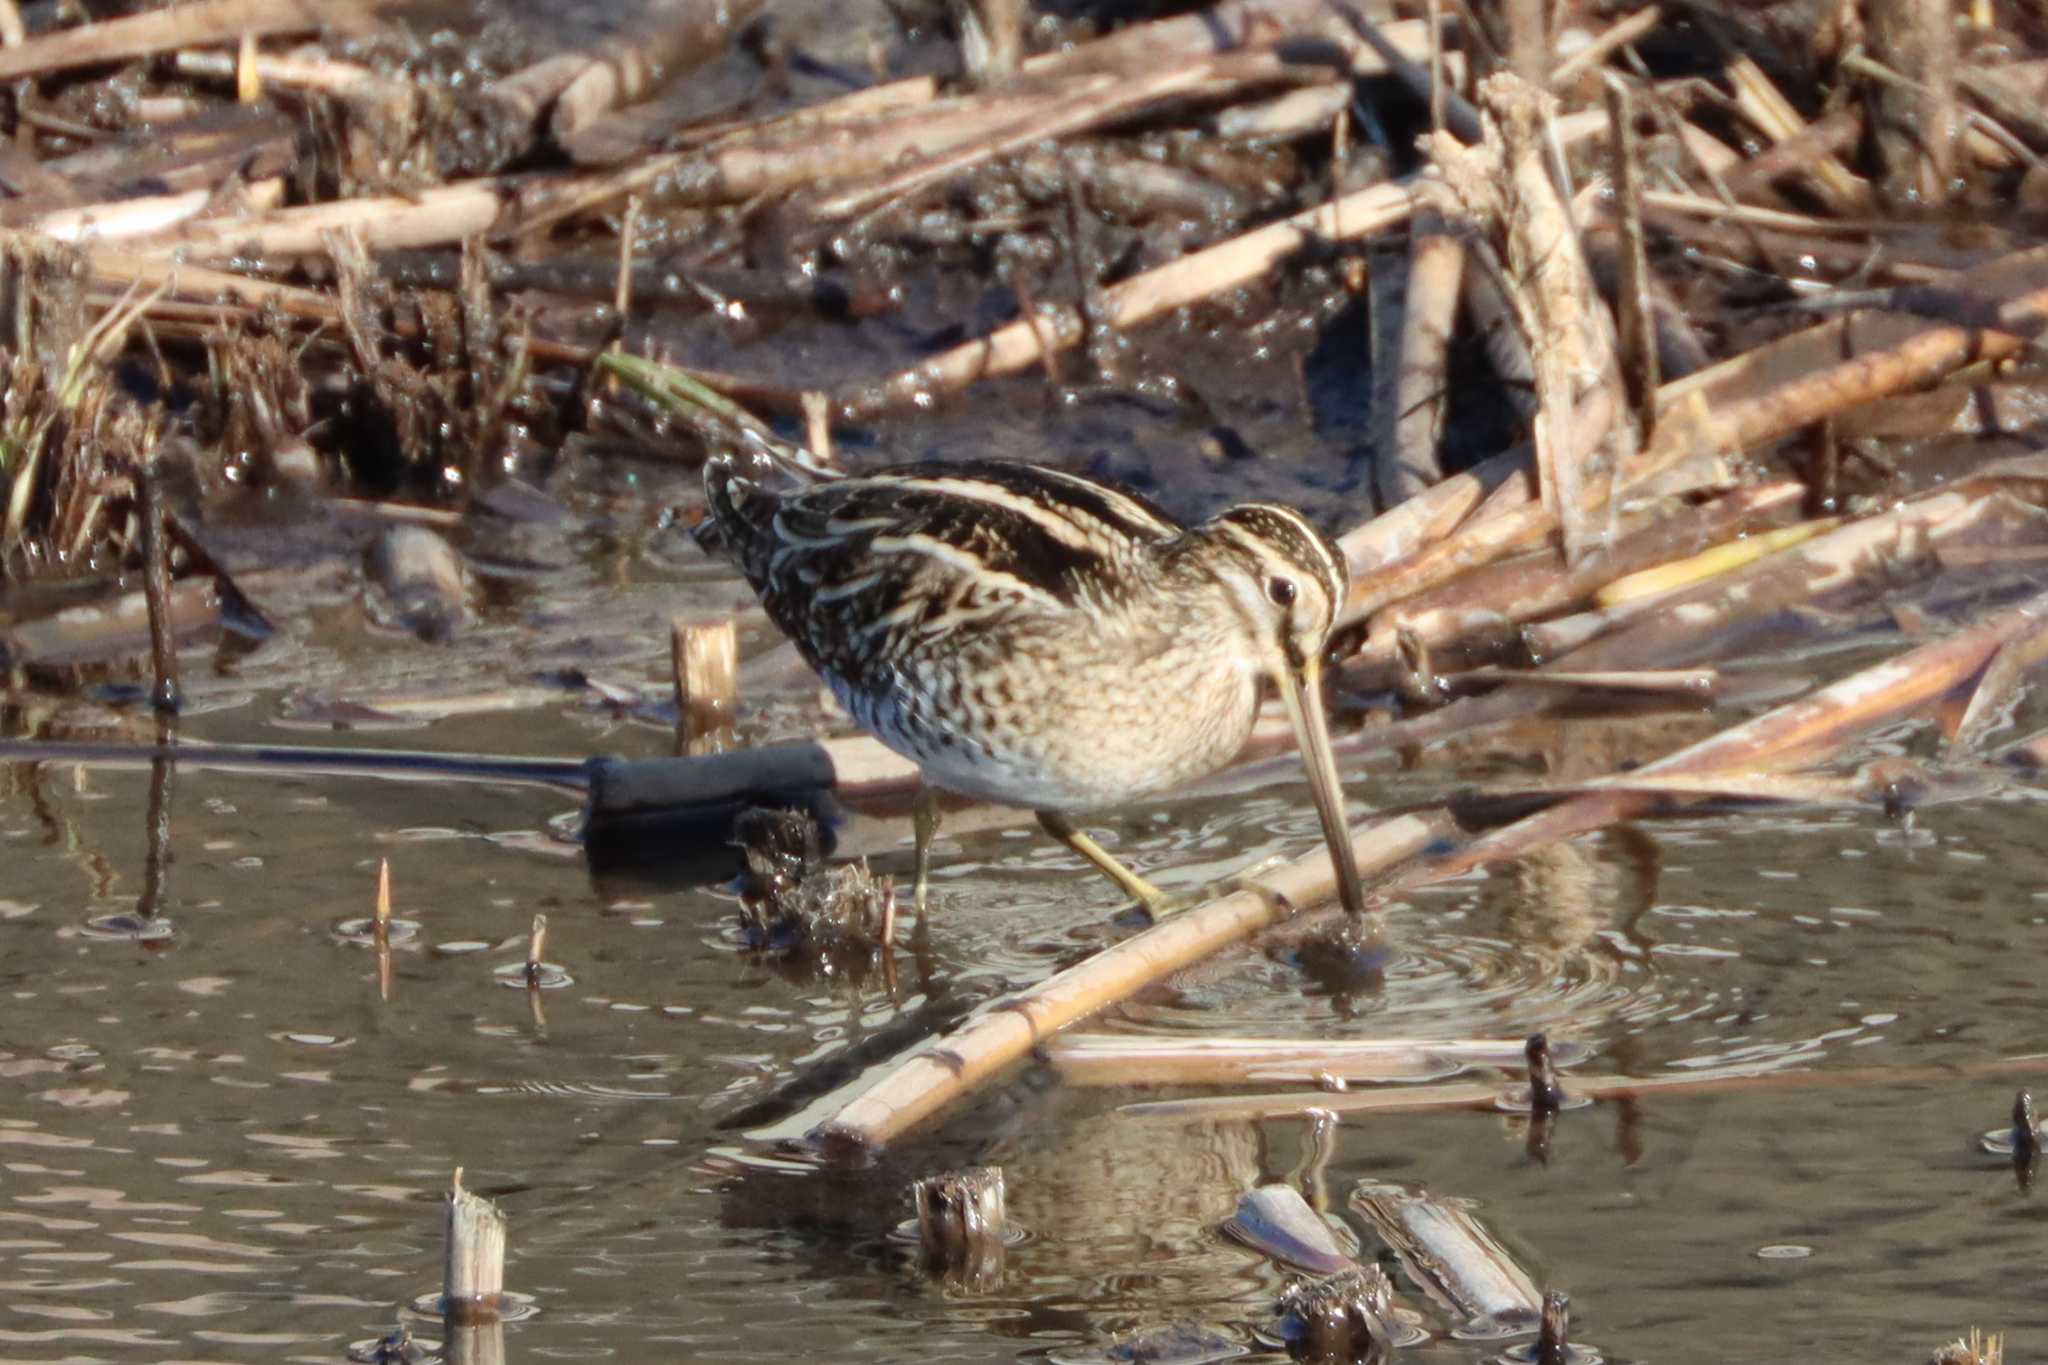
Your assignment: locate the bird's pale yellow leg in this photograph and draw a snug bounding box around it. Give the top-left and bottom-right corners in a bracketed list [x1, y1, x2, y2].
[1035, 810, 1177, 917]
[912, 788, 940, 915]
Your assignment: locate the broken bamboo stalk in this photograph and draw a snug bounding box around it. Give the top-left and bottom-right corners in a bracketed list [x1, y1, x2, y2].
[802, 812, 1448, 1156]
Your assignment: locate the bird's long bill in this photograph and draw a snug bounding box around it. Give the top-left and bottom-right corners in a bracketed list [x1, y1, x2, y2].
[1276, 655, 1367, 917]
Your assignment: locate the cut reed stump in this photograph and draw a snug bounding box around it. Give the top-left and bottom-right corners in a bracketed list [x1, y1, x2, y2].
[671, 615, 737, 754]
[442, 1169, 505, 1324]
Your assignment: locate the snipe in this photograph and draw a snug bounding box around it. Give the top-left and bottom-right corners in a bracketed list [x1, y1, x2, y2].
[700, 450, 1366, 920]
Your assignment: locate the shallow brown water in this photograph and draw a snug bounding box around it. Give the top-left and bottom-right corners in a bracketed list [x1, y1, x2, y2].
[5, 422, 2048, 1363]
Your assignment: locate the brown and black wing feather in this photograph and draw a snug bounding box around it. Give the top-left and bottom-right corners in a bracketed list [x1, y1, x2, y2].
[704, 458, 1186, 679]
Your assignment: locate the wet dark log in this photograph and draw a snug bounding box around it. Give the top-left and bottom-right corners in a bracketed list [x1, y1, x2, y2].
[1274, 1267, 1395, 1364]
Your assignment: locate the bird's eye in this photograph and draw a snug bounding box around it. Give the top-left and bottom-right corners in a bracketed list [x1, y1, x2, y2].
[1266, 576, 1297, 607]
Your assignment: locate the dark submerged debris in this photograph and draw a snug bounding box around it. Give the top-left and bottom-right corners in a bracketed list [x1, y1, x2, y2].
[733, 805, 895, 961]
[324, 234, 541, 498]
[909, 1164, 1009, 1286]
[1270, 1267, 1396, 1365]
[349, 1322, 425, 1365]
[1276, 921, 1391, 1001]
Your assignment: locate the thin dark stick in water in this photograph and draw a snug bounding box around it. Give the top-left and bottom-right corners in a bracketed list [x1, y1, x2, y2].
[138, 742, 175, 920]
[138, 463, 179, 713]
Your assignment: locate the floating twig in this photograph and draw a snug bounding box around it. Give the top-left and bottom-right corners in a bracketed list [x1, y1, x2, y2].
[1044, 1033, 1552, 1087]
[1121, 1055, 2048, 1123]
